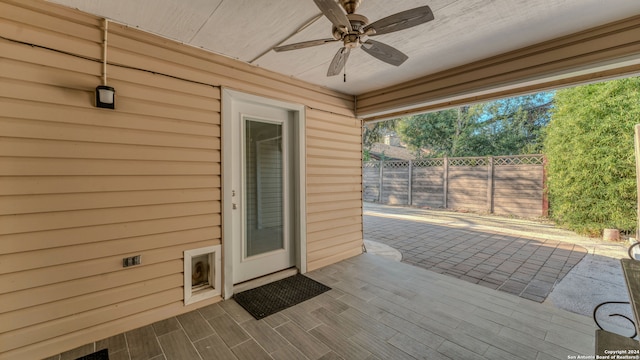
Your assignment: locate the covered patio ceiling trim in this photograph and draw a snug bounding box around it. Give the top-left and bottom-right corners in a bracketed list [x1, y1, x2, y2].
[361, 62, 640, 123]
[357, 14, 640, 122]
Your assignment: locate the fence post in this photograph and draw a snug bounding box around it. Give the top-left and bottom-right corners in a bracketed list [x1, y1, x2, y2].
[443, 156, 448, 209]
[378, 160, 384, 203]
[487, 156, 494, 213]
[542, 155, 549, 217]
[408, 160, 413, 206]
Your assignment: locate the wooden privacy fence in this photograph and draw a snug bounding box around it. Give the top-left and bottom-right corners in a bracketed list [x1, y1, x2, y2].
[363, 154, 547, 218]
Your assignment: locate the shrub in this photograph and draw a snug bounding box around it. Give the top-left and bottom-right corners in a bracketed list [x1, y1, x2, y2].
[543, 77, 640, 235]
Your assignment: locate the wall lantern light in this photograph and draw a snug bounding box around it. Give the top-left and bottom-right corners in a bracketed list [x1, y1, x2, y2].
[95, 85, 115, 109]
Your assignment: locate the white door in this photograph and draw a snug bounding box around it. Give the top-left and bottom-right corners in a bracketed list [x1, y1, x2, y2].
[230, 100, 295, 284]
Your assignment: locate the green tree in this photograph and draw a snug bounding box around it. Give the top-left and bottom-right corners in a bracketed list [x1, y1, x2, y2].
[473, 93, 552, 155]
[362, 120, 397, 160]
[396, 93, 552, 157]
[395, 108, 462, 157]
[544, 77, 640, 235]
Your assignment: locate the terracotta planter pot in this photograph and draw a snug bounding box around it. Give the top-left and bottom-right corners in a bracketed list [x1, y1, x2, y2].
[603, 228, 621, 241]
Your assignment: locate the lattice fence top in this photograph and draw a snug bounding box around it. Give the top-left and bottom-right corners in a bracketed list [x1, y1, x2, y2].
[494, 155, 544, 166]
[363, 154, 544, 169]
[383, 160, 410, 168]
[413, 158, 445, 167]
[448, 157, 487, 167]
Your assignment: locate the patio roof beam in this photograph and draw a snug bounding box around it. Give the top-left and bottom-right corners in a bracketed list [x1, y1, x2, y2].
[357, 14, 640, 121]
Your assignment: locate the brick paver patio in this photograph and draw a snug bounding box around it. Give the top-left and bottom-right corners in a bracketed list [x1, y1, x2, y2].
[364, 205, 588, 302]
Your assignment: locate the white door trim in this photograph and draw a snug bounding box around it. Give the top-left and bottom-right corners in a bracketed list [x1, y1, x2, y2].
[221, 88, 306, 299]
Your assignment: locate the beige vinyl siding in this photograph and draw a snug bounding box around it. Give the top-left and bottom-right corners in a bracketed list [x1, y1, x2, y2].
[306, 109, 363, 272]
[0, 11, 222, 360]
[0, 1, 360, 359]
[106, 26, 353, 119]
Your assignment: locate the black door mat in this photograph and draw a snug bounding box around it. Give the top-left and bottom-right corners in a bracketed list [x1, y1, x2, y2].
[234, 274, 331, 320]
[76, 349, 109, 360]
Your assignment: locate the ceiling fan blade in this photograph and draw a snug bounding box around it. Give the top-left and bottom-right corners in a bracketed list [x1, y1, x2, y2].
[361, 40, 408, 66]
[327, 47, 350, 76]
[363, 6, 434, 36]
[313, 0, 352, 33]
[273, 38, 338, 52]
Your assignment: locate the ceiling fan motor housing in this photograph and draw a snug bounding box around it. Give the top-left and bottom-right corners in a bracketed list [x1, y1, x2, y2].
[332, 13, 369, 49]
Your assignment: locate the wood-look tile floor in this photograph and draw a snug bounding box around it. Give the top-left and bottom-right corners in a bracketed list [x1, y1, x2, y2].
[52, 254, 596, 360]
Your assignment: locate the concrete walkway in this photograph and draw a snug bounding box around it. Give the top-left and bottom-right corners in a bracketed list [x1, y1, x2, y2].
[364, 203, 631, 330]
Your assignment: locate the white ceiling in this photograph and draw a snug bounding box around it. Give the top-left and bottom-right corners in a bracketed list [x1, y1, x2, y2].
[48, 0, 640, 95]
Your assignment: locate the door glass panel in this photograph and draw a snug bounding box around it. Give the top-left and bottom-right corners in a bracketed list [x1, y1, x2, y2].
[244, 119, 284, 258]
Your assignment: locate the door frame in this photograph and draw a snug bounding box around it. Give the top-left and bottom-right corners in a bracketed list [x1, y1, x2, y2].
[221, 88, 306, 299]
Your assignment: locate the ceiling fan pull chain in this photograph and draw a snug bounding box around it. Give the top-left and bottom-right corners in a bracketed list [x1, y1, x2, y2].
[344, 62, 347, 82]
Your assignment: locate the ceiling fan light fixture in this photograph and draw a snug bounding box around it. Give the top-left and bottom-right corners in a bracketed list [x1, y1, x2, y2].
[344, 34, 360, 48]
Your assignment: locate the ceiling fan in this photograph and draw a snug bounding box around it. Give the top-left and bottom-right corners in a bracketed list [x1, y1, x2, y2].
[273, 0, 434, 77]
